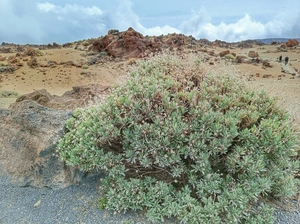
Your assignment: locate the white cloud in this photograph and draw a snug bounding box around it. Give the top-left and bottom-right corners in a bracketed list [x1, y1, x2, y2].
[144, 26, 181, 36]
[112, 0, 181, 36]
[113, 0, 144, 32]
[34, 2, 108, 42]
[37, 2, 103, 18]
[0, 0, 299, 44]
[109, 0, 180, 37]
[180, 8, 300, 42]
[36, 2, 56, 13]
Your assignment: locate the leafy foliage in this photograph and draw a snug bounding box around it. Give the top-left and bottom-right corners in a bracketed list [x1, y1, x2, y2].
[59, 53, 299, 223]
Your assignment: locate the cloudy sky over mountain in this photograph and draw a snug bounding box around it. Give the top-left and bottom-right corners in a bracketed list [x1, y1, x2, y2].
[0, 0, 299, 44]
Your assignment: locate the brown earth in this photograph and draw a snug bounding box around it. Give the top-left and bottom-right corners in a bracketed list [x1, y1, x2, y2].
[0, 29, 300, 124]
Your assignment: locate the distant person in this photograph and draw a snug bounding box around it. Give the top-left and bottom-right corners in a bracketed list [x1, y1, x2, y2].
[279, 55, 282, 62]
[285, 56, 289, 65]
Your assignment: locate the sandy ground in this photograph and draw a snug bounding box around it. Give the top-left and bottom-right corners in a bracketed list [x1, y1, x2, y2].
[1, 43, 300, 124]
[0, 47, 129, 95]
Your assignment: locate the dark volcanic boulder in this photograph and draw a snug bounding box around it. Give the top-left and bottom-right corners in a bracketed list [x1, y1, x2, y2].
[0, 100, 77, 189]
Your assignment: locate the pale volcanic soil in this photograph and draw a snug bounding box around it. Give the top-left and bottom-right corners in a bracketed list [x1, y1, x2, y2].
[241, 45, 300, 125]
[1, 43, 299, 113]
[0, 46, 129, 108]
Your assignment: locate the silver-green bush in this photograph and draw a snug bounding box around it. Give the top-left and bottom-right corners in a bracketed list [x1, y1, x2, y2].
[59, 53, 299, 223]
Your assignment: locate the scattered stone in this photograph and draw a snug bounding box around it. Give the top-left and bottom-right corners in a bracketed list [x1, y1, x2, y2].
[262, 60, 272, 67]
[23, 47, 43, 57]
[248, 51, 259, 58]
[0, 65, 16, 73]
[27, 57, 39, 68]
[34, 199, 42, 208]
[219, 50, 230, 57]
[263, 74, 272, 78]
[236, 56, 246, 63]
[248, 74, 255, 81]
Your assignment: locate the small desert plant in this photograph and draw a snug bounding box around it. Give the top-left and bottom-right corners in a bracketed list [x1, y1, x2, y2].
[82, 64, 89, 69]
[59, 53, 299, 223]
[0, 90, 20, 98]
[98, 197, 107, 210]
[100, 51, 108, 57]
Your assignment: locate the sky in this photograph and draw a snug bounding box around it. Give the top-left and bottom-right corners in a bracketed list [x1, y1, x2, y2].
[0, 0, 299, 44]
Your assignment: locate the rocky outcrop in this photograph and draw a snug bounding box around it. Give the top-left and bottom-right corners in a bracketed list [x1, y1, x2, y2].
[248, 51, 259, 58]
[27, 57, 39, 68]
[106, 27, 161, 58]
[89, 27, 190, 58]
[90, 27, 161, 58]
[219, 50, 230, 57]
[0, 100, 74, 189]
[236, 55, 247, 63]
[286, 39, 299, 47]
[14, 84, 110, 110]
[159, 33, 186, 50]
[0, 84, 110, 189]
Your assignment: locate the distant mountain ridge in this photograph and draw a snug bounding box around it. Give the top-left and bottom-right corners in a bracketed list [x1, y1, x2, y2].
[254, 38, 300, 44]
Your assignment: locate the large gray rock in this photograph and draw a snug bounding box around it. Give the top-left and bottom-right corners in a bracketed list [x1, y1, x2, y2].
[0, 84, 110, 189]
[0, 100, 85, 189]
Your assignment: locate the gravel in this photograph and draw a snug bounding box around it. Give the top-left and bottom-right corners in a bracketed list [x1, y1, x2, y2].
[0, 175, 299, 224]
[0, 175, 167, 224]
[274, 210, 300, 224]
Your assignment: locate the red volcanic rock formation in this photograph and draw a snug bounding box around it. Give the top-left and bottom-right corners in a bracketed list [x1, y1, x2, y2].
[286, 39, 299, 47]
[89, 27, 190, 58]
[90, 27, 161, 58]
[106, 27, 161, 58]
[89, 27, 268, 59]
[159, 33, 186, 50]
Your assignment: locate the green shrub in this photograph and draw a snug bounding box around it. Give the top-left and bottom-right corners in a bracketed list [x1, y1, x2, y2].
[58, 53, 299, 223]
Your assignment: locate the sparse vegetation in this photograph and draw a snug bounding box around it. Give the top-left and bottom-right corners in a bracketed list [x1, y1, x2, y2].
[59, 53, 299, 223]
[100, 51, 108, 57]
[0, 65, 16, 73]
[0, 90, 20, 98]
[98, 197, 107, 210]
[82, 64, 89, 69]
